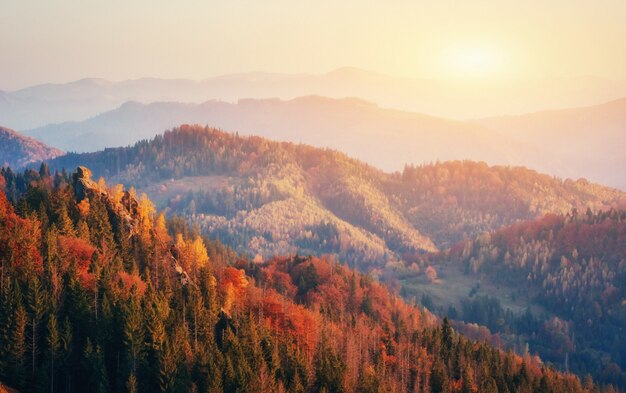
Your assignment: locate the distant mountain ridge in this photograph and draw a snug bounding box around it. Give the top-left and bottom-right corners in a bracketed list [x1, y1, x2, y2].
[4, 67, 626, 129]
[27, 95, 626, 189]
[476, 97, 626, 189]
[26, 96, 525, 166]
[0, 126, 62, 168]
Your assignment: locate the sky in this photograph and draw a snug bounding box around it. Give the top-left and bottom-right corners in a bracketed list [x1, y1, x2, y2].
[1, 0, 626, 90]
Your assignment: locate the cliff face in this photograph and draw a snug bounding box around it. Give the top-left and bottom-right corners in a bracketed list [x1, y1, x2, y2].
[72, 165, 140, 238]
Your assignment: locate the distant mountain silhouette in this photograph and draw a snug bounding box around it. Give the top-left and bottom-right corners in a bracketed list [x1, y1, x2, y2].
[25, 96, 545, 168]
[477, 97, 626, 189]
[4, 68, 626, 129]
[28, 95, 626, 188]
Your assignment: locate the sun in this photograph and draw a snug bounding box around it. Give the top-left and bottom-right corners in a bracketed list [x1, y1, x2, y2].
[440, 42, 504, 80]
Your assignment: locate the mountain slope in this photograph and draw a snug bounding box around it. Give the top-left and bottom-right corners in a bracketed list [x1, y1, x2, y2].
[476, 98, 626, 189]
[394, 161, 626, 246]
[44, 125, 626, 266]
[1, 166, 610, 392]
[0, 126, 62, 168]
[414, 209, 626, 387]
[25, 96, 546, 171]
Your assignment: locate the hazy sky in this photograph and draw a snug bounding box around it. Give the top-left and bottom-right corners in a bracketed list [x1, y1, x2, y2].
[2, 0, 626, 90]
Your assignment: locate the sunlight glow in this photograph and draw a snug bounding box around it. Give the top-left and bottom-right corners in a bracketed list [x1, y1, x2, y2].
[441, 43, 504, 81]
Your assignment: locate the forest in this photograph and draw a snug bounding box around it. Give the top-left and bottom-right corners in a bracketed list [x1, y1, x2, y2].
[438, 209, 626, 387]
[44, 125, 626, 266]
[0, 165, 616, 392]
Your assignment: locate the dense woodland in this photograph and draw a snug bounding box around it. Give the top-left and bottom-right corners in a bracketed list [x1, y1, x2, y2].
[45, 125, 626, 266]
[428, 209, 626, 387]
[394, 162, 625, 246]
[0, 166, 616, 392]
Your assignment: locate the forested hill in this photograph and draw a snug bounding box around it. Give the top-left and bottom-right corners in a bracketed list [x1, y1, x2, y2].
[44, 125, 626, 267]
[0, 166, 609, 392]
[0, 126, 62, 168]
[424, 209, 626, 388]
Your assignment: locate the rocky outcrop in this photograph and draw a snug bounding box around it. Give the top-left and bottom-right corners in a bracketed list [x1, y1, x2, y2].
[72, 166, 195, 287]
[72, 166, 96, 200]
[72, 166, 139, 238]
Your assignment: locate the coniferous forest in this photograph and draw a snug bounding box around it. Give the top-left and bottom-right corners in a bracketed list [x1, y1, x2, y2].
[0, 165, 616, 392]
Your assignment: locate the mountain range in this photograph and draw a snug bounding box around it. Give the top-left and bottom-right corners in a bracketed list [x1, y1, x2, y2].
[477, 97, 626, 189]
[25, 95, 626, 189]
[3, 67, 626, 130]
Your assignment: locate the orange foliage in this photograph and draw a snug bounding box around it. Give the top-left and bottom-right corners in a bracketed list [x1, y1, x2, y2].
[174, 234, 210, 271]
[77, 199, 90, 218]
[260, 265, 297, 298]
[0, 191, 43, 275]
[259, 289, 319, 355]
[220, 267, 249, 313]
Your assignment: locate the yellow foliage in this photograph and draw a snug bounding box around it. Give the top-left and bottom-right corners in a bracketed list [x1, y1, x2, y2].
[154, 213, 170, 243]
[97, 176, 107, 191]
[174, 233, 210, 270]
[111, 184, 125, 204]
[190, 237, 209, 268]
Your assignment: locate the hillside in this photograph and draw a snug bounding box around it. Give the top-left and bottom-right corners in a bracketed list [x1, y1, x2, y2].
[0, 166, 607, 392]
[44, 125, 626, 266]
[401, 209, 626, 387]
[393, 161, 626, 246]
[0, 126, 62, 168]
[476, 98, 626, 189]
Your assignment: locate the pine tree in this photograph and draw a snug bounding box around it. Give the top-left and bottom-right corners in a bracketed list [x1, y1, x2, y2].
[314, 334, 346, 393]
[430, 360, 449, 393]
[27, 275, 47, 379]
[87, 197, 114, 251]
[84, 338, 110, 393]
[123, 292, 144, 377]
[461, 363, 476, 393]
[7, 303, 28, 388]
[57, 204, 76, 237]
[47, 313, 60, 393]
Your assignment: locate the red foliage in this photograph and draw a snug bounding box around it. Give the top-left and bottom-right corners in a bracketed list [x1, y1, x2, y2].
[220, 267, 249, 293]
[260, 264, 297, 298]
[58, 236, 95, 272]
[219, 266, 249, 313]
[259, 289, 319, 355]
[116, 271, 147, 298]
